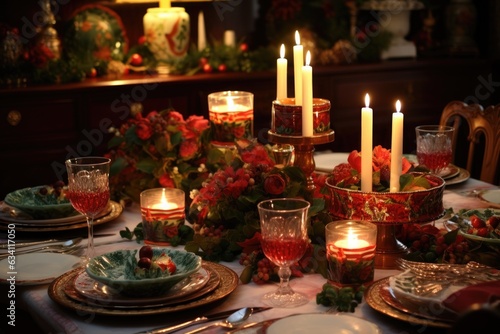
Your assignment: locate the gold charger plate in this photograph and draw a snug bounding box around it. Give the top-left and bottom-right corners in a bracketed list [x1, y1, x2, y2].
[66, 264, 220, 309]
[48, 261, 238, 316]
[0, 201, 122, 232]
[444, 167, 470, 186]
[364, 278, 451, 329]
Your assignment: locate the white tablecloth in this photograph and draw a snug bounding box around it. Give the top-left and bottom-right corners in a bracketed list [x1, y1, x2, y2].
[3, 154, 499, 334]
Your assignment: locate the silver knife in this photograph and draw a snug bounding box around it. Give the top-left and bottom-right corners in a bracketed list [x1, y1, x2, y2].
[134, 306, 272, 334]
[0, 233, 116, 248]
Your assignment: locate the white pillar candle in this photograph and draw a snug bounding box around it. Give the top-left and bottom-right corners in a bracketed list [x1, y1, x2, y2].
[361, 93, 373, 192]
[293, 31, 303, 106]
[223, 30, 235, 47]
[390, 100, 404, 192]
[277, 44, 287, 100]
[301, 51, 313, 137]
[198, 11, 206, 51]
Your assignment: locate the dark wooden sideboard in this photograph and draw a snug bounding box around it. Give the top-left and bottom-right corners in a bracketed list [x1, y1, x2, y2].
[0, 58, 497, 198]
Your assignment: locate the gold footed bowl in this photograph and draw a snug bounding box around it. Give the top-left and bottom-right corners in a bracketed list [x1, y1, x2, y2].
[325, 173, 446, 269]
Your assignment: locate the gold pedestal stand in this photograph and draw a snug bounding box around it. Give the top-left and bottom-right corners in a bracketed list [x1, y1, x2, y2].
[374, 224, 408, 269]
[268, 130, 335, 192]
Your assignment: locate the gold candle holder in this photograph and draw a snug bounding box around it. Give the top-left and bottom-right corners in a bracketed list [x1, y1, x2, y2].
[268, 130, 334, 192]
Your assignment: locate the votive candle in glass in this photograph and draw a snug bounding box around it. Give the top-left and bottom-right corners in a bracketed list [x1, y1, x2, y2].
[140, 188, 185, 245]
[208, 91, 254, 148]
[325, 220, 377, 288]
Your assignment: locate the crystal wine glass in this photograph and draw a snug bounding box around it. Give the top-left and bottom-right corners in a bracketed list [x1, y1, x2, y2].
[65, 157, 110, 264]
[257, 198, 310, 308]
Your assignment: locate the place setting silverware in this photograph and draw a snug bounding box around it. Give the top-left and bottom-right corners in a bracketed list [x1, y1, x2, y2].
[0, 233, 116, 249]
[134, 306, 272, 334]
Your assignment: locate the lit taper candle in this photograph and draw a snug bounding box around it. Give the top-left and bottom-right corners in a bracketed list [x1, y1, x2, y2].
[277, 44, 287, 100]
[293, 31, 303, 105]
[390, 100, 404, 192]
[301, 51, 313, 137]
[361, 93, 373, 192]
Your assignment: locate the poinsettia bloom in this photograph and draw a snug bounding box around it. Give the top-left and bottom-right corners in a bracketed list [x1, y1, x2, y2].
[135, 120, 153, 140]
[223, 178, 248, 198]
[241, 145, 275, 168]
[264, 173, 286, 195]
[145, 111, 158, 120]
[179, 139, 199, 159]
[159, 173, 175, 188]
[372, 145, 391, 172]
[167, 111, 184, 124]
[182, 115, 209, 139]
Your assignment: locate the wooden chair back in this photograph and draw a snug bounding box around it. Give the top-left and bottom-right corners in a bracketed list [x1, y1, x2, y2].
[439, 101, 500, 185]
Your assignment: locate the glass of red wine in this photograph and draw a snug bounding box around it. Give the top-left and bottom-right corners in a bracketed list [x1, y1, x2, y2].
[415, 125, 454, 176]
[257, 198, 310, 308]
[65, 157, 110, 264]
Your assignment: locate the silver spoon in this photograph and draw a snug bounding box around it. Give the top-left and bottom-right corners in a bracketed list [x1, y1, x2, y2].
[185, 307, 253, 334]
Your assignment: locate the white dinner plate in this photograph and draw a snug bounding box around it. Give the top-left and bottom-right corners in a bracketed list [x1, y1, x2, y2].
[478, 189, 500, 208]
[265, 313, 381, 334]
[314, 152, 349, 173]
[0, 253, 81, 285]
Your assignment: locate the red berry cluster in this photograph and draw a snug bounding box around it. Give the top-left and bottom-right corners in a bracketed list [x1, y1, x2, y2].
[197, 225, 224, 238]
[442, 235, 471, 264]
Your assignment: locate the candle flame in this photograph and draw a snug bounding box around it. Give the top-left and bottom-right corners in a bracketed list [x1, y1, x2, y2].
[160, 191, 170, 207]
[228, 97, 235, 110]
[280, 44, 285, 58]
[305, 51, 311, 66]
[396, 100, 401, 113]
[295, 30, 300, 45]
[347, 228, 361, 248]
[365, 93, 370, 108]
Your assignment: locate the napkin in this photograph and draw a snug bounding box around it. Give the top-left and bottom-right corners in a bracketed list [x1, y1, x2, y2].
[442, 280, 500, 314]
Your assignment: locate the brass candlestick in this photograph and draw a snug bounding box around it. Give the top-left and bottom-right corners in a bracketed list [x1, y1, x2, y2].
[268, 130, 335, 192]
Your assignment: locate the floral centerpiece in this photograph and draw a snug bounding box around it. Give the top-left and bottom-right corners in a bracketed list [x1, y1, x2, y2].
[326, 145, 445, 223]
[185, 139, 329, 277]
[106, 108, 211, 205]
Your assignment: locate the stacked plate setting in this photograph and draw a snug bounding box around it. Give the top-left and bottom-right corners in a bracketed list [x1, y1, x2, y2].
[0, 185, 122, 232]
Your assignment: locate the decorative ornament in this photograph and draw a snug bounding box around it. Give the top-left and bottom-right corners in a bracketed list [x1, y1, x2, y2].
[37, 0, 61, 60]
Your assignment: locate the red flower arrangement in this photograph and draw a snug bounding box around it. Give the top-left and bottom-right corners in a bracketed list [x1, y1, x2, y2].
[185, 139, 329, 282]
[330, 145, 426, 192]
[107, 108, 210, 203]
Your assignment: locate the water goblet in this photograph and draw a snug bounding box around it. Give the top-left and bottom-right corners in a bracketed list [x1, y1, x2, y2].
[257, 198, 310, 308]
[65, 157, 110, 264]
[415, 125, 454, 176]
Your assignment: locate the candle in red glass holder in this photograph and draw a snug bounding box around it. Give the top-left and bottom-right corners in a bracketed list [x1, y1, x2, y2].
[208, 91, 254, 148]
[325, 221, 377, 288]
[140, 188, 185, 245]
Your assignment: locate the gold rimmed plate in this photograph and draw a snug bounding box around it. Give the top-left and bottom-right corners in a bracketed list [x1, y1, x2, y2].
[444, 167, 470, 186]
[49, 261, 238, 315]
[364, 278, 452, 329]
[68, 265, 216, 308]
[0, 201, 122, 232]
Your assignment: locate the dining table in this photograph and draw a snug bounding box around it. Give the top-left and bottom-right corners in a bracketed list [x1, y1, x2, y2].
[1, 153, 499, 334]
